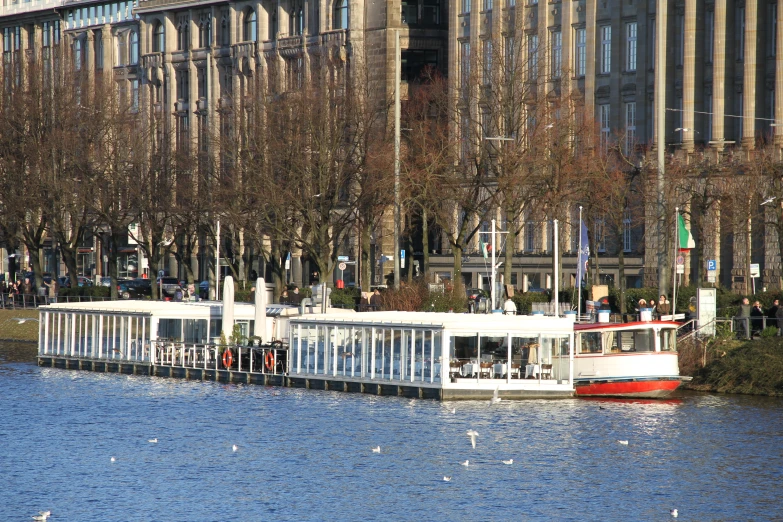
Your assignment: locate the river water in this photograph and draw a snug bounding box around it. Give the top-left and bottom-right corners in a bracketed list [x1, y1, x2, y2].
[1, 342, 782, 521]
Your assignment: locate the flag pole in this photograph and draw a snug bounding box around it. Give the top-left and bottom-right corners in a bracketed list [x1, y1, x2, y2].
[577, 206, 582, 319]
[673, 207, 678, 318]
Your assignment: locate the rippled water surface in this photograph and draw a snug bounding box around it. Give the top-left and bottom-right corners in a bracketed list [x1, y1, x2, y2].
[2, 342, 783, 521]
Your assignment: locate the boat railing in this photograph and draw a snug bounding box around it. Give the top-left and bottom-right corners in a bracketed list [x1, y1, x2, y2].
[151, 340, 288, 375]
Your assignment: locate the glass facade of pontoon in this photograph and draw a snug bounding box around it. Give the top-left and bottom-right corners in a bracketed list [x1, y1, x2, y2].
[290, 318, 574, 384]
[39, 310, 152, 362]
[291, 323, 444, 383]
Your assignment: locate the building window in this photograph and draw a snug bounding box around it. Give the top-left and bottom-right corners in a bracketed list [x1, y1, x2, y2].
[221, 11, 231, 45]
[575, 27, 586, 76]
[625, 102, 636, 154]
[769, 4, 777, 57]
[525, 221, 535, 252]
[177, 18, 189, 51]
[623, 208, 632, 252]
[705, 11, 714, 63]
[199, 18, 211, 48]
[116, 33, 126, 66]
[600, 26, 611, 74]
[131, 79, 139, 111]
[460, 41, 471, 86]
[333, 0, 349, 30]
[483, 40, 492, 84]
[505, 36, 515, 74]
[599, 104, 610, 150]
[594, 217, 606, 252]
[705, 92, 712, 142]
[462, 0, 471, 15]
[42, 22, 50, 47]
[460, 112, 470, 161]
[551, 30, 561, 78]
[484, 0, 492, 11]
[74, 38, 82, 70]
[245, 9, 256, 41]
[528, 34, 538, 81]
[153, 21, 165, 52]
[95, 33, 103, 69]
[626, 22, 636, 71]
[421, 0, 440, 25]
[649, 19, 655, 70]
[737, 6, 745, 59]
[293, 7, 304, 35]
[129, 30, 138, 64]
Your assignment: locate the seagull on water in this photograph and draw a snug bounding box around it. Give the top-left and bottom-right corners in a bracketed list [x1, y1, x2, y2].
[466, 430, 479, 449]
[110, 456, 116, 462]
[617, 440, 629, 445]
[502, 459, 514, 465]
[450, 407, 456, 414]
[460, 460, 469, 467]
[148, 438, 158, 443]
[232, 444, 238, 452]
[443, 476, 452, 482]
[372, 446, 381, 453]
[39, 512, 51, 518]
[31, 515, 48, 521]
[490, 387, 502, 405]
[670, 508, 678, 518]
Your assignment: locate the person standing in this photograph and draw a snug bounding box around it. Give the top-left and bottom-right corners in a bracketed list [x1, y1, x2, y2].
[249, 286, 256, 303]
[750, 300, 764, 337]
[369, 289, 382, 311]
[503, 297, 517, 315]
[656, 295, 671, 319]
[737, 298, 752, 339]
[289, 286, 301, 305]
[768, 299, 780, 333]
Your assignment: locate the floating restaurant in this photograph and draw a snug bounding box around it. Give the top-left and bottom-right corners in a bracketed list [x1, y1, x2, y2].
[36, 280, 577, 400]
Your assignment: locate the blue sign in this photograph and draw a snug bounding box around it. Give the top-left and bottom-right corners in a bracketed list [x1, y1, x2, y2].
[707, 259, 717, 271]
[337, 255, 349, 262]
[400, 250, 405, 259]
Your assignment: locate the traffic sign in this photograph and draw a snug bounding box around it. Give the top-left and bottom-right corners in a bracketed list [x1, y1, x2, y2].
[676, 264, 684, 274]
[750, 263, 760, 277]
[676, 255, 685, 266]
[337, 255, 349, 262]
[707, 259, 716, 271]
[338, 262, 347, 271]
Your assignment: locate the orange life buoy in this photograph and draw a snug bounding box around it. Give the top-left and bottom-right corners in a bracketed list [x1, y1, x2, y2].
[222, 349, 234, 369]
[265, 351, 275, 371]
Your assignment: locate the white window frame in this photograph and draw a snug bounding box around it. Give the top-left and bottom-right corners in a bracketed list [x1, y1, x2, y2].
[625, 102, 636, 154]
[625, 22, 637, 71]
[599, 104, 610, 150]
[575, 27, 586, 76]
[600, 25, 611, 74]
[551, 30, 561, 78]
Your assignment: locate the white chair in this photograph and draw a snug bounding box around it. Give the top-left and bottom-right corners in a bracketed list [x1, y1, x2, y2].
[540, 363, 553, 379]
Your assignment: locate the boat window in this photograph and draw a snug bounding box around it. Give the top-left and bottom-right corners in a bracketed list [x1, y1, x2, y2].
[633, 330, 655, 352]
[159, 319, 183, 341]
[451, 335, 477, 360]
[605, 331, 634, 353]
[579, 332, 602, 354]
[659, 328, 676, 352]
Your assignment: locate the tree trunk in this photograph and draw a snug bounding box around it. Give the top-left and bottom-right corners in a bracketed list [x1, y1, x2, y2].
[452, 243, 464, 294]
[421, 207, 430, 279]
[617, 234, 626, 315]
[59, 243, 80, 289]
[361, 222, 371, 292]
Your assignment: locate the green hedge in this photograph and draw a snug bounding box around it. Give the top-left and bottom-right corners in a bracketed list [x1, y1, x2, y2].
[58, 286, 110, 298]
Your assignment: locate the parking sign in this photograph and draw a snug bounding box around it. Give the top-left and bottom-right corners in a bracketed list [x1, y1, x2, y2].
[707, 259, 716, 271]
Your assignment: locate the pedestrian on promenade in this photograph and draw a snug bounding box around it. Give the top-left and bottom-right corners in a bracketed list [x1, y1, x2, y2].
[503, 297, 517, 315]
[289, 287, 301, 305]
[369, 289, 382, 311]
[768, 299, 780, 333]
[751, 300, 764, 336]
[657, 295, 671, 319]
[280, 289, 289, 304]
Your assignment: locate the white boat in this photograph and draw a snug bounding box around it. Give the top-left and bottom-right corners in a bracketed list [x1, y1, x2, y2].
[552, 319, 685, 398]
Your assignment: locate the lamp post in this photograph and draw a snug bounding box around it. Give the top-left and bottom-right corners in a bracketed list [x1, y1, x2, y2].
[655, 0, 668, 299]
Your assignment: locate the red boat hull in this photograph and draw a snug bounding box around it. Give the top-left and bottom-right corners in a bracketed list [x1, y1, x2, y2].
[575, 379, 682, 398]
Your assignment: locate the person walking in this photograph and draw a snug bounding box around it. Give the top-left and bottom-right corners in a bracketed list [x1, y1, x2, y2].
[503, 297, 517, 315]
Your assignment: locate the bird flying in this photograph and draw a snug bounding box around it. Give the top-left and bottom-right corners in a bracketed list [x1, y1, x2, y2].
[466, 430, 479, 449]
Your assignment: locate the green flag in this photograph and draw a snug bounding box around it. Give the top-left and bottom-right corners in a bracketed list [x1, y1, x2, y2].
[480, 239, 488, 259]
[678, 214, 695, 250]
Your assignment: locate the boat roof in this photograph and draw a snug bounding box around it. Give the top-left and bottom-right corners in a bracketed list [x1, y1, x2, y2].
[292, 311, 576, 335]
[39, 300, 300, 319]
[574, 320, 680, 331]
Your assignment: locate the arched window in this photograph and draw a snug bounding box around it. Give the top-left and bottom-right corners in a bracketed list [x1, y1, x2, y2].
[244, 9, 257, 41]
[129, 30, 139, 64]
[177, 18, 189, 51]
[74, 38, 82, 69]
[152, 21, 165, 52]
[116, 33, 126, 66]
[333, 0, 348, 30]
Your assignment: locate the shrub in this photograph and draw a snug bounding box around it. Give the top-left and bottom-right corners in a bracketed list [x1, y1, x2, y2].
[761, 326, 778, 338]
[510, 292, 550, 315]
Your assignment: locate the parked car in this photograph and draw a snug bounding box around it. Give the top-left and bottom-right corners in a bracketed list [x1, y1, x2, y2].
[156, 277, 182, 298]
[118, 278, 152, 300]
[58, 275, 94, 288]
